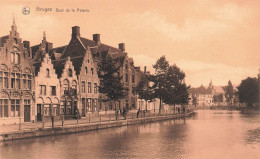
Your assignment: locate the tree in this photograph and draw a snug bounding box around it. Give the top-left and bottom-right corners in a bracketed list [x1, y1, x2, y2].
[97, 52, 128, 110]
[225, 80, 234, 104]
[135, 74, 155, 111]
[213, 93, 224, 105]
[237, 77, 259, 107]
[151, 56, 190, 113]
[151, 56, 169, 114]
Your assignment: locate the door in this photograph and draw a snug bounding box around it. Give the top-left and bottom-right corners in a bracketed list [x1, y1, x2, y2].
[37, 104, 42, 121]
[24, 105, 30, 122]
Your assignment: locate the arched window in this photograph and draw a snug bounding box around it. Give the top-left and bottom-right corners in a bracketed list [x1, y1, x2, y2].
[68, 69, 72, 77]
[72, 80, 77, 89]
[15, 53, 20, 64]
[46, 69, 50, 77]
[63, 79, 69, 91]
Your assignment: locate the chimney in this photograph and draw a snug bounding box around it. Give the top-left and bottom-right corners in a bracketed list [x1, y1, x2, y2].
[119, 43, 125, 52]
[23, 41, 30, 50]
[144, 66, 147, 73]
[72, 26, 80, 38]
[93, 34, 101, 45]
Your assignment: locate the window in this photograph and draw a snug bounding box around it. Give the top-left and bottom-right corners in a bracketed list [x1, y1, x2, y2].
[51, 86, 56, 96]
[66, 101, 72, 114]
[82, 98, 86, 114]
[85, 67, 88, 74]
[88, 82, 92, 93]
[68, 69, 72, 77]
[15, 53, 20, 64]
[11, 52, 20, 64]
[91, 68, 94, 75]
[11, 52, 14, 63]
[52, 105, 58, 116]
[11, 99, 20, 117]
[60, 101, 65, 114]
[81, 81, 85, 93]
[40, 85, 46, 95]
[0, 99, 8, 118]
[11, 73, 20, 89]
[63, 80, 69, 91]
[28, 75, 32, 90]
[44, 105, 50, 116]
[46, 69, 50, 77]
[93, 99, 97, 111]
[87, 98, 92, 111]
[125, 73, 128, 82]
[0, 71, 9, 89]
[94, 83, 97, 94]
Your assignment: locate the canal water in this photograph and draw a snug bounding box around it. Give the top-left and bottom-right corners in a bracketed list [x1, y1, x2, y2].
[0, 110, 259, 159]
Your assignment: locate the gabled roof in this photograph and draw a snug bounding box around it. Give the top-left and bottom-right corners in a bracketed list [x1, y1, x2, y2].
[70, 56, 84, 75]
[52, 45, 67, 54]
[33, 61, 42, 76]
[0, 35, 9, 47]
[52, 59, 67, 78]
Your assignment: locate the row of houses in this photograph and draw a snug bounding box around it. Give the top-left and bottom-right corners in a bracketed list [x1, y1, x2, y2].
[0, 19, 164, 125]
[189, 81, 238, 107]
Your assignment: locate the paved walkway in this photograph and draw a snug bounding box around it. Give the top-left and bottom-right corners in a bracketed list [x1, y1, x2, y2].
[0, 110, 178, 134]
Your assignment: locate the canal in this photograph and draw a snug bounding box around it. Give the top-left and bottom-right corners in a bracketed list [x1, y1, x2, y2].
[0, 110, 259, 159]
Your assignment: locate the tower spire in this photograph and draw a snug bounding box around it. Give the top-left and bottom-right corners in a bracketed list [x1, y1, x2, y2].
[43, 31, 46, 41]
[11, 14, 17, 32]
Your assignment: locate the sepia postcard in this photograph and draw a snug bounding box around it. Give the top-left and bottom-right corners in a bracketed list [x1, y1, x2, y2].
[0, 0, 259, 159]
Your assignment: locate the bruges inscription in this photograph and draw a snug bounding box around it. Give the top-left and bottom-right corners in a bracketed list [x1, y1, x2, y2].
[35, 6, 90, 13]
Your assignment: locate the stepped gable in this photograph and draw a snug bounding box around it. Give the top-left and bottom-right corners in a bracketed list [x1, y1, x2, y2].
[0, 35, 9, 47]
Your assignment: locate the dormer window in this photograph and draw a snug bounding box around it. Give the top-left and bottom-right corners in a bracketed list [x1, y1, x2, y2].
[46, 69, 50, 78]
[68, 69, 72, 77]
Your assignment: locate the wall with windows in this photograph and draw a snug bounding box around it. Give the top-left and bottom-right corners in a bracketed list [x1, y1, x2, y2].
[0, 23, 35, 125]
[78, 48, 100, 116]
[58, 57, 79, 116]
[35, 54, 60, 121]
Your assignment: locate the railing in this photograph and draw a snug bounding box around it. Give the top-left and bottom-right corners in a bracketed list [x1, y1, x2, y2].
[0, 109, 193, 133]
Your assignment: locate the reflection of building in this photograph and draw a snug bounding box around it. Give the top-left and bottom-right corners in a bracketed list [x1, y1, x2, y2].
[34, 54, 60, 122]
[0, 19, 35, 124]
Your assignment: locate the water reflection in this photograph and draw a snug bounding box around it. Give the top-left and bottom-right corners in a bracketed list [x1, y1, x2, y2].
[0, 110, 259, 159]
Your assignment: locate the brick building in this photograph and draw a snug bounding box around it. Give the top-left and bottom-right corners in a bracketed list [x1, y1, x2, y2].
[34, 53, 60, 122]
[0, 19, 35, 124]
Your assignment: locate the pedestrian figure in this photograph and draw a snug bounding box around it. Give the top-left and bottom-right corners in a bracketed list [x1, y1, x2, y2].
[183, 107, 185, 114]
[137, 108, 140, 118]
[116, 109, 119, 120]
[178, 107, 180, 114]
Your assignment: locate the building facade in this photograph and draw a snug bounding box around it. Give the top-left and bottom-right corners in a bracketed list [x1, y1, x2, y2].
[0, 19, 35, 124]
[34, 54, 60, 122]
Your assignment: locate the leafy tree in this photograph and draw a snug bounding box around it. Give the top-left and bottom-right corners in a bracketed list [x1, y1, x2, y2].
[213, 93, 224, 106]
[225, 80, 234, 104]
[97, 52, 128, 110]
[150, 56, 169, 114]
[237, 77, 259, 107]
[151, 56, 189, 113]
[135, 74, 155, 111]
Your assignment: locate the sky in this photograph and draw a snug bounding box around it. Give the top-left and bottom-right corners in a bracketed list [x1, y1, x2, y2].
[0, 0, 259, 87]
